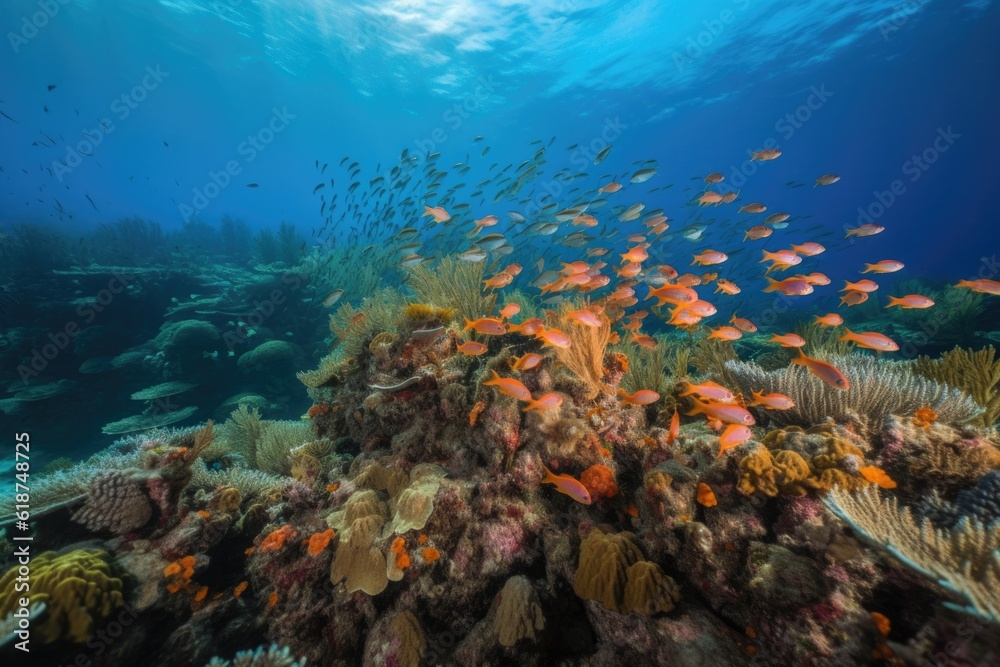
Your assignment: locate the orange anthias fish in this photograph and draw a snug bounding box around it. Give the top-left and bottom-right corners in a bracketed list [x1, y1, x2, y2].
[791, 242, 825, 256]
[422, 205, 451, 223]
[840, 290, 869, 307]
[512, 352, 543, 371]
[541, 466, 592, 505]
[692, 249, 728, 266]
[718, 424, 753, 457]
[814, 313, 844, 327]
[886, 294, 935, 309]
[708, 325, 743, 341]
[764, 277, 813, 296]
[457, 341, 488, 356]
[842, 279, 879, 293]
[751, 148, 781, 161]
[535, 326, 572, 349]
[464, 317, 506, 335]
[618, 388, 661, 406]
[954, 279, 1000, 295]
[621, 245, 649, 264]
[631, 333, 657, 350]
[738, 202, 766, 214]
[598, 181, 623, 194]
[565, 308, 603, 327]
[524, 392, 563, 412]
[483, 370, 531, 401]
[509, 317, 544, 336]
[715, 279, 741, 295]
[685, 397, 755, 425]
[845, 224, 884, 238]
[667, 409, 680, 445]
[744, 225, 772, 242]
[679, 381, 735, 403]
[698, 191, 724, 206]
[761, 249, 802, 273]
[483, 271, 514, 289]
[750, 391, 795, 410]
[792, 349, 850, 390]
[499, 302, 521, 319]
[840, 329, 899, 352]
[730, 315, 758, 333]
[863, 260, 904, 274]
[769, 333, 807, 348]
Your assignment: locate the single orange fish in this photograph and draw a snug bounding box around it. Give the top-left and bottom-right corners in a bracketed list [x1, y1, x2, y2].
[422, 205, 450, 222]
[679, 381, 735, 402]
[541, 466, 592, 505]
[457, 341, 489, 356]
[631, 333, 657, 350]
[509, 317, 544, 336]
[886, 294, 934, 309]
[845, 224, 884, 238]
[484, 272, 514, 290]
[715, 279, 741, 295]
[565, 308, 603, 327]
[618, 388, 661, 406]
[749, 391, 795, 410]
[692, 249, 728, 266]
[667, 409, 680, 445]
[676, 273, 702, 287]
[498, 302, 521, 319]
[512, 352, 543, 371]
[483, 370, 531, 401]
[730, 315, 758, 333]
[696, 482, 717, 507]
[685, 398, 755, 425]
[464, 317, 506, 335]
[535, 326, 572, 349]
[769, 333, 807, 348]
[954, 279, 1000, 295]
[718, 424, 753, 457]
[621, 245, 649, 264]
[791, 242, 825, 256]
[764, 277, 813, 296]
[744, 225, 772, 241]
[841, 279, 879, 293]
[840, 329, 899, 352]
[863, 260, 904, 274]
[738, 202, 766, 214]
[792, 349, 850, 390]
[708, 325, 742, 341]
[814, 313, 843, 327]
[598, 181, 622, 193]
[502, 263, 523, 276]
[524, 392, 564, 412]
[840, 290, 869, 307]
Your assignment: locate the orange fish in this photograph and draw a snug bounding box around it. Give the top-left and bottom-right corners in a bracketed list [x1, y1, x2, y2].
[840, 329, 899, 352]
[839, 290, 869, 307]
[631, 333, 657, 350]
[676, 299, 717, 317]
[667, 409, 680, 445]
[842, 279, 879, 293]
[886, 294, 934, 309]
[698, 191, 724, 206]
[814, 313, 843, 327]
[708, 325, 742, 341]
[744, 225, 772, 241]
[679, 381, 735, 403]
[512, 352, 543, 371]
[509, 317, 544, 336]
[761, 249, 802, 273]
[473, 215, 499, 233]
[685, 398, 755, 425]
[954, 279, 1000, 295]
[718, 424, 753, 457]
[625, 504, 640, 518]
[791, 242, 825, 257]
[499, 302, 521, 319]
[730, 315, 758, 333]
[863, 260, 904, 274]
[573, 213, 599, 227]
[704, 172, 724, 183]
[692, 249, 728, 266]
[464, 317, 506, 335]
[469, 400, 485, 426]
[535, 326, 572, 349]
[792, 349, 850, 390]
[749, 391, 795, 410]
[769, 333, 807, 348]
[483, 370, 531, 401]
[598, 181, 622, 193]
[562, 261, 590, 275]
[621, 245, 649, 264]
[618, 388, 661, 406]
[565, 308, 603, 327]
[696, 482, 718, 507]
[764, 277, 813, 296]
[524, 392, 564, 412]
[799, 272, 831, 286]
[502, 263, 523, 276]
[647, 284, 698, 306]
[541, 465, 592, 505]
[751, 148, 781, 161]
[668, 308, 702, 328]
[715, 279, 741, 295]
[457, 341, 489, 356]
[484, 272, 514, 289]
[676, 273, 702, 287]
[422, 205, 450, 222]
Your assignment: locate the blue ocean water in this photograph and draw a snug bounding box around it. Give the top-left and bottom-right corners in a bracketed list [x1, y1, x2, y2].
[0, 0, 999, 461]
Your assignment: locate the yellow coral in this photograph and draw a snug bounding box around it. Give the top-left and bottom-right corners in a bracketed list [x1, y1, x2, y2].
[0, 550, 124, 644]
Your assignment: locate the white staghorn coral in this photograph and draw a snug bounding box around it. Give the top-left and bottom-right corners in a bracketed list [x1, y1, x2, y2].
[724, 353, 982, 425]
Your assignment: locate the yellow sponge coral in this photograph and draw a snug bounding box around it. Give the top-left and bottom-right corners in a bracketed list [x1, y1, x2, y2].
[0, 550, 124, 644]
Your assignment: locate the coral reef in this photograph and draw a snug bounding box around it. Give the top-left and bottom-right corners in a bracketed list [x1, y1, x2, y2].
[912, 345, 1000, 427]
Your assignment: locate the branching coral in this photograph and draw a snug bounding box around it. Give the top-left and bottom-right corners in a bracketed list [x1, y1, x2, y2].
[255, 420, 313, 476]
[205, 643, 307, 667]
[823, 485, 1000, 624]
[405, 255, 496, 324]
[912, 346, 1000, 427]
[551, 302, 612, 399]
[725, 354, 982, 425]
[0, 550, 124, 644]
[328, 287, 407, 358]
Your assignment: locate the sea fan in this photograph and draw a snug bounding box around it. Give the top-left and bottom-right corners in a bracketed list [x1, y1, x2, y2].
[724, 353, 982, 426]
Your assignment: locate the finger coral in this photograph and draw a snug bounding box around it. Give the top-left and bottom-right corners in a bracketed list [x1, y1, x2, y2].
[0, 550, 124, 644]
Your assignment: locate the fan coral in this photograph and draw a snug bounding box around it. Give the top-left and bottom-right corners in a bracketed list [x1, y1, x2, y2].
[550, 303, 613, 399]
[912, 345, 1000, 427]
[725, 354, 982, 425]
[70, 471, 152, 535]
[824, 485, 1000, 624]
[0, 550, 124, 644]
[406, 255, 496, 324]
